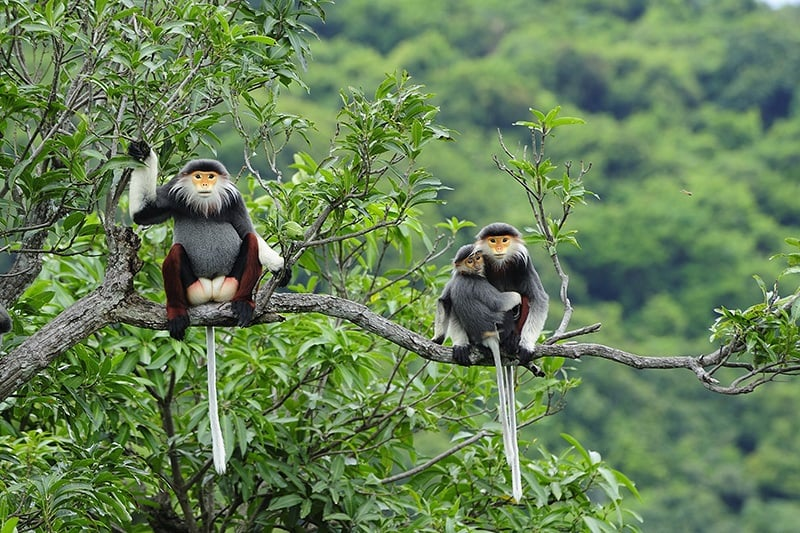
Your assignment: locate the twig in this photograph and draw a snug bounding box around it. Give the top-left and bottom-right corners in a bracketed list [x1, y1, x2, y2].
[380, 430, 490, 484]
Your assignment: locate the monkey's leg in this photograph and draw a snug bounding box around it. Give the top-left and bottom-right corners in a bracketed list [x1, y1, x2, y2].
[510, 296, 530, 354]
[447, 318, 473, 366]
[514, 297, 544, 376]
[227, 233, 263, 327]
[162, 244, 197, 340]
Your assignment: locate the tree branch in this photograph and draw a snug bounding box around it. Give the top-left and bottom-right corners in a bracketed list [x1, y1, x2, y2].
[109, 292, 772, 395]
[0, 227, 788, 401]
[380, 430, 490, 484]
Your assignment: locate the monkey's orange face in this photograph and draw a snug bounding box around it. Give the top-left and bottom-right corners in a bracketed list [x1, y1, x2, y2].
[190, 171, 221, 195]
[457, 251, 484, 275]
[485, 235, 514, 257]
[465, 251, 483, 269]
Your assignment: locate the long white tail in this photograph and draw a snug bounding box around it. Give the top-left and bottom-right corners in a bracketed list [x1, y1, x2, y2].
[207, 325, 226, 474]
[488, 337, 522, 501]
[504, 365, 522, 501]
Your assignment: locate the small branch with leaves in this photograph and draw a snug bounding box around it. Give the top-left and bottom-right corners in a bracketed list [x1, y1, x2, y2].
[493, 107, 597, 337]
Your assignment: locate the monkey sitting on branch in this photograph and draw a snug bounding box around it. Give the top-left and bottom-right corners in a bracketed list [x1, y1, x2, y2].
[127, 140, 288, 474]
[475, 222, 549, 372]
[432, 244, 524, 501]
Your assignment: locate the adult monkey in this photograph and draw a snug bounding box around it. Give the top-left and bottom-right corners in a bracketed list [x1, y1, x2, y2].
[475, 222, 549, 372]
[128, 139, 287, 474]
[432, 244, 524, 500]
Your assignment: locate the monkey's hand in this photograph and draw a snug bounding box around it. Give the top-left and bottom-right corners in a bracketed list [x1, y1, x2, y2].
[452, 345, 472, 366]
[128, 139, 151, 162]
[431, 334, 445, 345]
[518, 348, 545, 377]
[272, 266, 292, 287]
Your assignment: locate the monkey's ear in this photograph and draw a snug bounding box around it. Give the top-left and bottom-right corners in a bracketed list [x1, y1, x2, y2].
[128, 139, 151, 162]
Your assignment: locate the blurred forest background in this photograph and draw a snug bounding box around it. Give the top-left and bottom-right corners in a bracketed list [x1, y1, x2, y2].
[233, 0, 800, 530]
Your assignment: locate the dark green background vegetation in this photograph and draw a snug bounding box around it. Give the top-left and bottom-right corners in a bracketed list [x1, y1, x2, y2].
[267, 0, 800, 530]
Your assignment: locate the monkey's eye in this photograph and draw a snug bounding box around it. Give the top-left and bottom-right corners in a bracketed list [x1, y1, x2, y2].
[194, 173, 203, 180]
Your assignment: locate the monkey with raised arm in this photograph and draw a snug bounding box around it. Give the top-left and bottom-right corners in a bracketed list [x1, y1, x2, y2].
[128, 140, 288, 474]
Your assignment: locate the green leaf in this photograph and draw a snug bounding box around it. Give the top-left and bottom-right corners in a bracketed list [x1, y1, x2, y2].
[268, 493, 304, 511]
[1, 518, 20, 533]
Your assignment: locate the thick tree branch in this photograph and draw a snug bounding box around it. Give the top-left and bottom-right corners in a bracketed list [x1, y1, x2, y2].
[0, 226, 789, 401]
[109, 291, 769, 395]
[0, 226, 141, 401]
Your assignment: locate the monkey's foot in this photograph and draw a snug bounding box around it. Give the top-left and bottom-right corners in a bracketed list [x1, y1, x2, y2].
[231, 300, 255, 327]
[518, 348, 545, 377]
[452, 345, 472, 366]
[167, 313, 190, 341]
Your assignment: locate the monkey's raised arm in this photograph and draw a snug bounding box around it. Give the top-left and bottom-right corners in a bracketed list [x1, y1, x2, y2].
[128, 141, 172, 225]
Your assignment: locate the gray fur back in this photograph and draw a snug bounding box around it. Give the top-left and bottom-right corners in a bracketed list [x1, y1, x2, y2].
[173, 215, 241, 278]
[450, 275, 506, 341]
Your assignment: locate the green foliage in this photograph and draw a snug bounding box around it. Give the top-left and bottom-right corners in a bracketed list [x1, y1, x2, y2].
[0, 2, 640, 525]
[0, 0, 322, 256]
[501, 106, 594, 252]
[294, 1, 800, 531]
[8, 0, 800, 531]
[710, 239, 800, 368]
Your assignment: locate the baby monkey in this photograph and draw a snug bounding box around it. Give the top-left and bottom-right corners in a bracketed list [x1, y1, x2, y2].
[433, 244, 521, 364]
[433, 244, 524, 501]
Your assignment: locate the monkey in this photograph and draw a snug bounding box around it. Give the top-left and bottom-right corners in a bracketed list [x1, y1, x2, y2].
[128, 140, 287, 338]
[0, 304, 10, 341]
[475, 222, 549, 371]
[432, 244, 524, 501]
[128, 139, 288, 474]
[433, 245, 520, 364]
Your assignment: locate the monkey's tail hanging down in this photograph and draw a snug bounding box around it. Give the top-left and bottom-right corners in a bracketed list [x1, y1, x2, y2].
[206, 326, 226, 474]
[489, 337, 522, 501]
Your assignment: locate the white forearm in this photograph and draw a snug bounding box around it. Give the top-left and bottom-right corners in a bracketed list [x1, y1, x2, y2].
[129, 149, 158, 218]
[256, 234, 284, 271]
